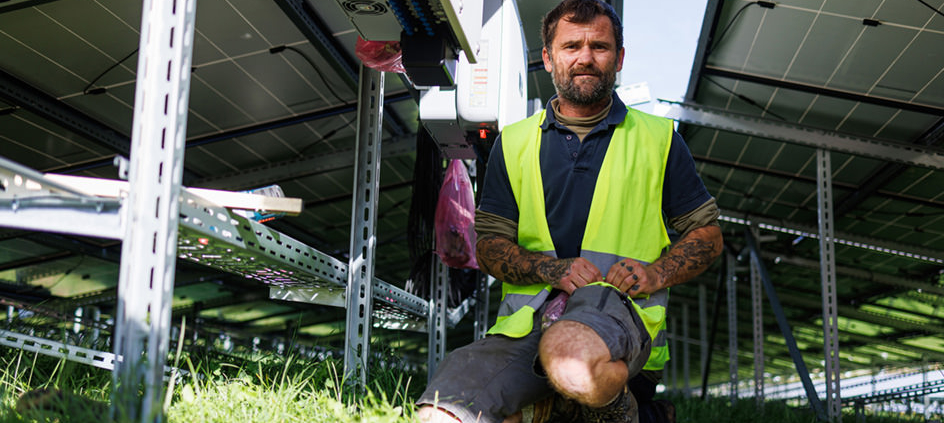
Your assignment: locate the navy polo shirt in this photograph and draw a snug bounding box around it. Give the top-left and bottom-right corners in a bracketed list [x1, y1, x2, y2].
[478, 94, 712, 259]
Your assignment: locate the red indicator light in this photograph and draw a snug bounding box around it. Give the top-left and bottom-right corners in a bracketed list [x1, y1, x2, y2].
[198, 238, 209, 245]
[479, 128, 488, 139]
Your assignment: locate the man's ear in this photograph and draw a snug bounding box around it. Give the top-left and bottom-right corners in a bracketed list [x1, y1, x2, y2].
[616, 47, 625, 72]
[543, 47, 553, 73]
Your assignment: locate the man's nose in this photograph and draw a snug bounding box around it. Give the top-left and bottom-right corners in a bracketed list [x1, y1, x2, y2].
[575, 46, 594, 64]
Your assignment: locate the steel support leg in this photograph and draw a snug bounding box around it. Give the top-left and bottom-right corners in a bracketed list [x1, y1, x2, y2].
[924, 360, 931, 420]
[344, 65, 385, 387]
[726, 252, 738, 403]
[670, 316, 678, 391]
[750, 226, 765, 406]
[683, 303, 691, 396]
[699, 281, 708, 397]
[473, 272, 491, 340]
[745, 229, 826, 420]
[113, 0, 196, 420]
[816, 148, 841, 422]
[428, 255, 448, 380]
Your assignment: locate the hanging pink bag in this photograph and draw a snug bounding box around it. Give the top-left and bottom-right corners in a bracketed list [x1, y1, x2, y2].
[434, 160, 478, 269]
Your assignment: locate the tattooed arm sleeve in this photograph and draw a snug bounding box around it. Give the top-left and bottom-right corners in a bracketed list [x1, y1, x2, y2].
[649, 224, 723, 290]
[476, 234, 579, 290]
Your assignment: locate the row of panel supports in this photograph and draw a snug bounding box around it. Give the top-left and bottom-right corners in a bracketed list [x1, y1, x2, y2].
[0, 1, 467, 422]
[662, 149, 839, 422]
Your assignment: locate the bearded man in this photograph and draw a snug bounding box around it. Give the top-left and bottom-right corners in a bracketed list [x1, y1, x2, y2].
[417, 1, 723, 422]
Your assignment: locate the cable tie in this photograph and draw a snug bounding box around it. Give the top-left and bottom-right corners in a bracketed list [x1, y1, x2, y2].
[757, 1, 776, 8]
[863, 18, 881, 27]
[269, 45, 287, 54]
[86, 87, 107, 95]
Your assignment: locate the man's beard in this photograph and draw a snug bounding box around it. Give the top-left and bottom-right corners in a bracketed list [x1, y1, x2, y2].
[551, 62, 616, 106]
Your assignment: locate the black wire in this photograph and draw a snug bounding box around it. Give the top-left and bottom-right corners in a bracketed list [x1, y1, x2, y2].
[83, 48, 138, 95]
[915, 0, 944, 18]
[707, 2, 762, 56]
[277, 45, 351, 106]
[297, 119, 354, 156]
[703, 76, 788, 121]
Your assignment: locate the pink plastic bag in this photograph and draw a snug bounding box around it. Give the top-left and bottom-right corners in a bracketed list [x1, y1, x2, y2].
[355, 37, 405, 73]
[434, 160, 478, 269]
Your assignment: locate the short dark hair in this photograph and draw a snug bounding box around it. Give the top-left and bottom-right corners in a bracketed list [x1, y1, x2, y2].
[542, 0, 623, 53]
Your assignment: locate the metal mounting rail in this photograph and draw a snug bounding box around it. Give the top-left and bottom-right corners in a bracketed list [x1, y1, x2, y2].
[0, 328, 117, 370]
[176, 190, 429, 330]
[0, 157, 438, 334]
[843, 379, 944, 405]
[0, 328, 190, 382]
[663, 101, 944, 171]
[0, 156, 123, 240]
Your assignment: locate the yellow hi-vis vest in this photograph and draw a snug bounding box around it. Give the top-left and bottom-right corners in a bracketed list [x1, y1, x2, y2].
[486, 107, 674, 371]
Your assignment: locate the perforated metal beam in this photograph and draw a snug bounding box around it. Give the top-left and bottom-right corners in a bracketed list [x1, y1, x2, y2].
[744, 230, 826, 421]
[112, 0, 196, 420]
[750, 226, 764, 405]
[719, 212, 944, 265]
[726, 251, 738, 403]
[344, 65, 384, 387]
[473, 272, 491, 340]
[817, 149, 841, 422]
[664, 102, 944, 170]
[428, 255, 448, 380]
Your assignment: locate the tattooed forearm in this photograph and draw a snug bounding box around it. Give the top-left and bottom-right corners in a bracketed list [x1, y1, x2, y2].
[476, 234, 572, 287]
[651, 225, 723, 289]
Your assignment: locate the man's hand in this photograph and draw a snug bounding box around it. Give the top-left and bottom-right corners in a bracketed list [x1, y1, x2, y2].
[605, 258, 660, 297]
[606, 225, 724, 297]
[477, 234, 603, 292]
[550, 257, 603, 294]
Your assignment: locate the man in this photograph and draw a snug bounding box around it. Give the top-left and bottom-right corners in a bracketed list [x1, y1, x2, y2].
[417, 0, 723, 422]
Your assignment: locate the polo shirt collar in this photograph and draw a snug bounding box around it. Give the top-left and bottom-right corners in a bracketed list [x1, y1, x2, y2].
[540, 92, 629, 131]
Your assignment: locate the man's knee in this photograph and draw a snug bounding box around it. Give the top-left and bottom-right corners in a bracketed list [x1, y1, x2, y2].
[417, 405, 461, 423]
[539, 320, 626, 406]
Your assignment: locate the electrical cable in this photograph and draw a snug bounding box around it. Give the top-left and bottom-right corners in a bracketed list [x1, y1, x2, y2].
[703, 76, 787, 121]
[707, 1, 775, 57]
[915, 0, 944, 18]
[297, 119, 354, 156]
[269, 45, 350, 107]
[82, 48, 138, 95]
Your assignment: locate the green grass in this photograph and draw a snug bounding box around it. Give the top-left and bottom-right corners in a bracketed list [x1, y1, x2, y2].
[0, 345, 421, 422]
[0, 341, 936, 422]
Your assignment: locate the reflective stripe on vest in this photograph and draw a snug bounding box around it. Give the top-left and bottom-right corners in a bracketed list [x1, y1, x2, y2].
[487, 107, 674, 370]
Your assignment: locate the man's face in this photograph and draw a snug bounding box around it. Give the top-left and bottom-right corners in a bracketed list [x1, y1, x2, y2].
[543, 14, 624, 107]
